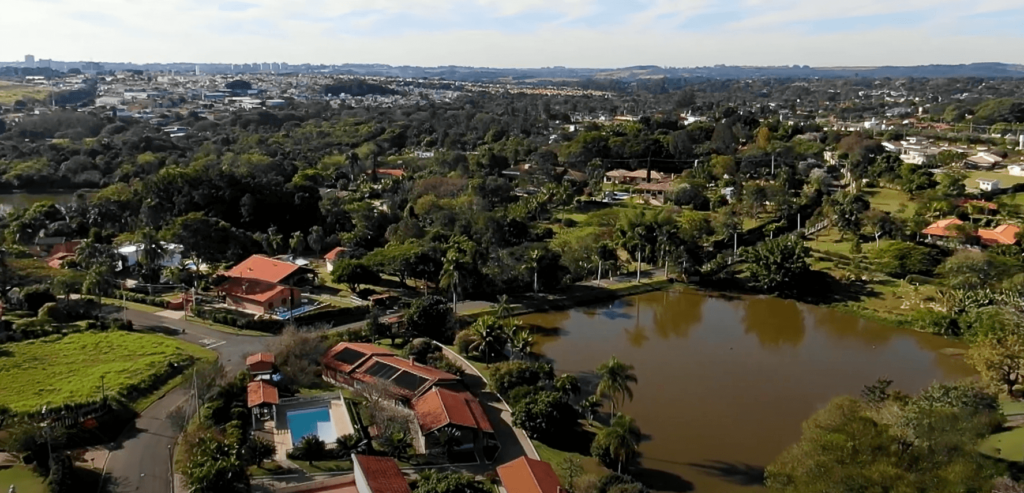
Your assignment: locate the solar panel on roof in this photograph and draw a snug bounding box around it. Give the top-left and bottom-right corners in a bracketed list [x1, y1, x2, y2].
[365, 361, 401, 380]
[333, 347, 367, 366]
[391, 371, 428, 392]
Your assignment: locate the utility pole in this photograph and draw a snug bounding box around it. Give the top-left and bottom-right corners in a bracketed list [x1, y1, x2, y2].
[597, 260, 602, 285]
[771, 154, 775, 176]
[636, 250, 642, 283]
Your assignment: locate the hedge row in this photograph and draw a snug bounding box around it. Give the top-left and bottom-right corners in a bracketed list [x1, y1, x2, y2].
[117, 290, 171, 309]
[192, 307, 285, 334]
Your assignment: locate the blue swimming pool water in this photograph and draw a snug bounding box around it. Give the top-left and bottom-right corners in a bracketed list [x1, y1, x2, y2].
[286, 406, 335, 445]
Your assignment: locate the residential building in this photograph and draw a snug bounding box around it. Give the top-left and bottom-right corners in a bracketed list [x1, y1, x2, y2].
[321, 343, 462, 400]
[635, 181, 674, 205]
[247, 380, 279, 427]
[497, 457, 565, 493]
[978, 225, 1020, 246]
[324, 246, 348, 272]
[965, 152, 1003, 169]
[977, 178, 1001, 192]
[1009, 165, 1024, 177]
[218, 255, 313, 314]
[117, 242, 183, 269]
[371, 169, 406, 180]
[921, 218, 963, 242]
[604, 169, 666, 185]
[411, 387, 496, 457]
[246, 352, 276, 378]
[353, 455, 410, 493]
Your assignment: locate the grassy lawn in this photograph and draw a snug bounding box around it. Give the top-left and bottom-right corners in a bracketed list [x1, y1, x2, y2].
[980, 427, 1024, 462]
[0, 331, 215, 414]
[805, 229, 894, 256]
[0, 465, 45, 493]
[864, 188, 915, 216]
[965, 170, 1024, 190]
[1001, 400, 1024, 417]
[294, 459, 353, 474]
[533, 440, 605, 476]
[248, 461, 294, 477]
[131, 348, 218, 413]
[0, 82, 51, 105]
[99, 296, 164, 313]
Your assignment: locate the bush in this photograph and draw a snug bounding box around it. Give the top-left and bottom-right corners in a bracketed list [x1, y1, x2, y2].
[561, 217, 578, 228]
[489, 361, 554, 398]
[511, 390, 578, 440]
[870, 242, 941, 279]
[404, 338, 439, 363]
[453, 329, 475, 356]
[117, 290, 170, 309]
[910, 309, 960, 336]
[37, 302, 67, 323]
[904, 274, 936, 285]
[426, 353, 464, 378]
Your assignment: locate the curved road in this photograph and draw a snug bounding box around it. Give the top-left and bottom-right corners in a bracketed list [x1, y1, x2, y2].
[102, 310, 280, 493]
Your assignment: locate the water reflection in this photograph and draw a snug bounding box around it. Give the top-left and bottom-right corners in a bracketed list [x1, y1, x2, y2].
[742, 297, 805, 349]
[524, 288, 975, 493]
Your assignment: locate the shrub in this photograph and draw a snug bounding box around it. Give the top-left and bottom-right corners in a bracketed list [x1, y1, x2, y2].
[489, 361, 554, 398]
[561, 217, 578, 228]
[910, 309, 959, 336]
[511, 390, 578, 440]
[870, 242, 941, 279]
[453, 330, 475, 355]
[426, 353, 464, 378]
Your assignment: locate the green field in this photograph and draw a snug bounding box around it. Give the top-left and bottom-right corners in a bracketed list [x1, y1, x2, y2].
[979, 427, 1024, 462]
[864, 188, 915, 216]
[0, 81, 50, 105]
[0, 466, 45, 493]
[965, 170, 1024, 190]
[0, 331, 215, 414]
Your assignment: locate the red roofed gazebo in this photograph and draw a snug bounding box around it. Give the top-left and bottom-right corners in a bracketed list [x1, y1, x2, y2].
[497, 457, 565, 493]
[247, 380, 279, 426]
[246, 352, 276, 376]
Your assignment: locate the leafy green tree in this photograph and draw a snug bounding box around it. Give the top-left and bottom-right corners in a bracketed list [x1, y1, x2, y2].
[405, 295, 454, 342]
[489, 361, 554, 397]
[330, 259, 380, 292]
[870, 241, 940, 279]
[554, 374, 582, 400]
[591, 414, 642, 474]
[937, 251, 1007, 291]
[248, 437, 276, 468]
[596, 356, 638, 415]
[512, 390, 578, 440]
[182, 435, 250, 493]
[413, 470, 491, 493]
[967, 332, 1024, 396]
[740, 235, 811, 294]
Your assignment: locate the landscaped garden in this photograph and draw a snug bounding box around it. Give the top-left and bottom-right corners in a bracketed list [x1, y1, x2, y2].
[0, 331, 215, 413]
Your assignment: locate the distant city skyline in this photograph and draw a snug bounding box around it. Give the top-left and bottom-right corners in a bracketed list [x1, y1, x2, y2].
[3, 0, 1024, 68]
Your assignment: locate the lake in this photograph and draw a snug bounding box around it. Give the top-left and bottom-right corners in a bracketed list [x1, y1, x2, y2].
[0, 191, 91, 214]
[525, 289, 975, 492]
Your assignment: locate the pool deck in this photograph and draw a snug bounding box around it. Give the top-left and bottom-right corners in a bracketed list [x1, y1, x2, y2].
[262, 393, 355, 460]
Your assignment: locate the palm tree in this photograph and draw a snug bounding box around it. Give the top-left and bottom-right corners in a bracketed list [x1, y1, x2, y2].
[293, 435, 327, 466]
[440, 250, 461, 312]
[495, 294, 513, 318]
[579, 395, 602, 424]
[467, 315, 508, 363]
[307, 226, 325, 255]
[529, 249, 543, 293]
[83, 265, 112, 303]
[266, 227, 283, 256]
[554, 374, 582, 400]
[593, 413, 642, 474]
[433, 426, 462, 459]
[507, 324, 534, 361]
[596, 356, 638, 415]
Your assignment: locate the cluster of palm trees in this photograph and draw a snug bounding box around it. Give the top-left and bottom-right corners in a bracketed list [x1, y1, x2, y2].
[590, 356, 643, 475]
[461, 313, 534, 363]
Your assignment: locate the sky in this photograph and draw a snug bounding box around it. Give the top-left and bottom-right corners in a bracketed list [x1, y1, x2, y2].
[3, 0, 1024, 68]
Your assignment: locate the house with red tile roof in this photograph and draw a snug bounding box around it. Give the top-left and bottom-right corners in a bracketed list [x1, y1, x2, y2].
[497, 457, 565, 493]
[353, 454, 410, 493]
[246, 352, 276, 376]
[411, 387, 497, 459]
[218, 255, 315, 314]
[321, 343, 461, 400]
[324, 246, 348, 272]
[978, 224, 1020, 246]
[921, 218, 963, 240]
[247, 380, 279, 427]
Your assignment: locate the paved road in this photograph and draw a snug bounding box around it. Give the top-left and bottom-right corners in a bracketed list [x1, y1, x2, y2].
[102, 310, 281, 493]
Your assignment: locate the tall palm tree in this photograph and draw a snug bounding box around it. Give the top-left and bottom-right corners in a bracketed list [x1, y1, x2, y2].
[529, 249, 543, 293]
[440, 250, 460, 311]
[266, 227, 283, 256]
[83, 265, 112, 303]
[596, 356, 639, 415]
[593, 413, 642, 474]
[579, 395, 602, 425]
[467, 315, 508, 363]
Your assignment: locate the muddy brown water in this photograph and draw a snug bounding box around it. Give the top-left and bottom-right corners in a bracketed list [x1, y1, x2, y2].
[524, 288, 975, 492]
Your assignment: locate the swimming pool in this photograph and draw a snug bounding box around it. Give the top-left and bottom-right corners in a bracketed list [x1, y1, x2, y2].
[286, 406, 336, 446]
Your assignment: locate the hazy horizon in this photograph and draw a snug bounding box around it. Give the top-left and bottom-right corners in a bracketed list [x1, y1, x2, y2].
[4, 0, 1024, 68]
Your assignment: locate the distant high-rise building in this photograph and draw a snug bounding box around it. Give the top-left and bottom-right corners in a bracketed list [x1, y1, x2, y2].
[24, 54, 35, 66]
